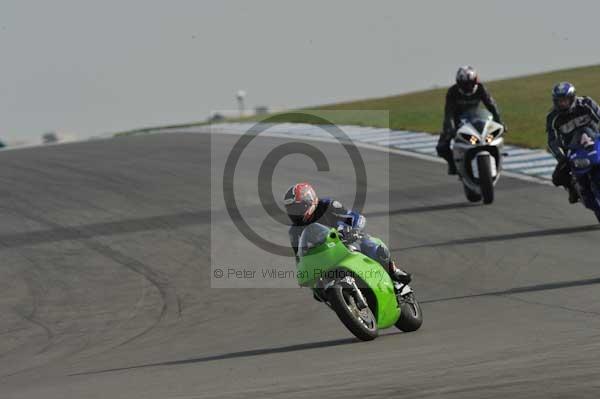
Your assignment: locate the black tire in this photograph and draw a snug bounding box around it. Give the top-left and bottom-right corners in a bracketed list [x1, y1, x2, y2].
[593, 209, 600, 224]
[395, 293, 423, 332]
[478, 155, 495, 205]
[463, 183, 482, 203]
[328, 286, 378, 341]
[589, 180, 600, 223]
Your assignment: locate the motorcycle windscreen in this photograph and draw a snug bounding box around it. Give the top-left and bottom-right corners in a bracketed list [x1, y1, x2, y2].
[298, 223, 331, 257]
[458, 108, 493, 129]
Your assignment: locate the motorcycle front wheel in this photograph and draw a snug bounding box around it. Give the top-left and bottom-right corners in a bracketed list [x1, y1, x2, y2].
[328, 286, 378, 341]
[478, 155, 495, 205]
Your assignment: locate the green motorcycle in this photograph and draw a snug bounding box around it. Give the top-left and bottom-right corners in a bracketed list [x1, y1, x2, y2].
[296, 223, 423, 341]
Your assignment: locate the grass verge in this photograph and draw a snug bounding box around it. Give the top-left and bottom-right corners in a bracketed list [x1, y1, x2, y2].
[115, 64, 600, 149]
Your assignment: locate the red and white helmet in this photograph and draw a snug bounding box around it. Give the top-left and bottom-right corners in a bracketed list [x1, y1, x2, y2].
[284, 182, 318, 222]
[456, 66, 479, 95]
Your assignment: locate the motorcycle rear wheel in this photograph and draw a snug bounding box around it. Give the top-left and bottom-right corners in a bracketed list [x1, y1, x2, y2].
[593, 209, 600, 223]
[463, 183, 482, 203]
[589, 178, 600, 223]
[395, 292, 423, 332]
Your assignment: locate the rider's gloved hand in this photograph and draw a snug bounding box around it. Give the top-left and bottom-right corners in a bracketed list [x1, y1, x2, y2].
[338, 225, 359, 243]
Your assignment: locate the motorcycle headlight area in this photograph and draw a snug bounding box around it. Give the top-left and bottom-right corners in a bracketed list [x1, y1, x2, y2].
[298, 223, 332, 257]
[460, 133, 480, 145]
[485, 128, 503, 143]
[573, 158, 591, 169]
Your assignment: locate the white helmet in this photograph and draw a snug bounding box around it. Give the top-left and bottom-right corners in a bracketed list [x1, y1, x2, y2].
[456, 66, 479, 95]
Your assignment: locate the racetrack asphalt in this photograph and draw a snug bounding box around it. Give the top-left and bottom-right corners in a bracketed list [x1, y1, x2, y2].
[0, 132, 599, 398]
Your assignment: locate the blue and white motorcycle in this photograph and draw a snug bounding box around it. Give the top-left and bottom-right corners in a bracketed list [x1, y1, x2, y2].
[567, 128, 600, 222]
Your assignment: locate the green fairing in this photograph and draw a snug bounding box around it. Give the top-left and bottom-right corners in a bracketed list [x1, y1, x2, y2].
[296, 229, 400, 329]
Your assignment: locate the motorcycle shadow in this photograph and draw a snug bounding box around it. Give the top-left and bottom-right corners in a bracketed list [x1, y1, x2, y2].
[71, 332, 404, 377]
[394, 224, 600, 252]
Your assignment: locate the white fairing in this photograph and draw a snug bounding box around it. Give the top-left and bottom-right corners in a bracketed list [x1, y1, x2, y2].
[452, 114, 505, 194]
[455, 119, 505, 148]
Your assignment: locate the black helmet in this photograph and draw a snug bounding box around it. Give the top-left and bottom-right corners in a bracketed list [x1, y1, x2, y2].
[456, 66, 479, 95]
[552, 82, 576, 113]
[283, 182, 318, 222]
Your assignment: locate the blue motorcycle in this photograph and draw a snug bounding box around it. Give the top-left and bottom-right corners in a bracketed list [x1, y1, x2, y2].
[567, 130, 600, 222]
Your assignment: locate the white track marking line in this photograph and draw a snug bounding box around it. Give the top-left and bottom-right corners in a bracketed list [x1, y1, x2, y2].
[520, 166, 557, 175]
[393, 139, 440, 149]
[503, 152, 554, 163]
[366, 133, 428, 144]
[134, 123, 559, 186]
[381, 135, 437, 145]
[505, 149, 535, 156]
[503, 159, 557, 170]
[357, 132, 406, 142]
[191, 124, 554, 186]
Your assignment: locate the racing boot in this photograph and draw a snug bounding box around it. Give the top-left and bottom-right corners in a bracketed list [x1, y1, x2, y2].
[568, 185, 580, 204]
[436, 145, 457, 175]
[435, 140, 457, 176]
[389, 261, 411, 285]
[446, 158, 458, 175]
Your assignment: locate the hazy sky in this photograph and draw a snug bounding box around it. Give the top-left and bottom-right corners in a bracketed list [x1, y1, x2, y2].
[2, 0, 600, 142]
